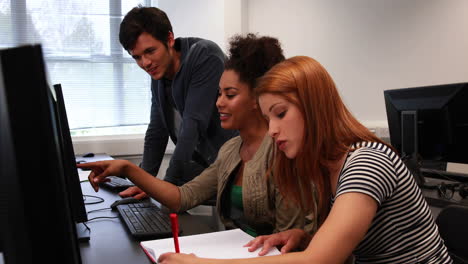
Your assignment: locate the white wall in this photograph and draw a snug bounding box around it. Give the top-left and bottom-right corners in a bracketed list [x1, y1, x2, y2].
[158, 0, 226, 50]
[224, 0, 249, 44]
[247, 0, 468, 128]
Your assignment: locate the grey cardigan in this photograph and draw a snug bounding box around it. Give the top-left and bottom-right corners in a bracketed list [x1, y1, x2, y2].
[178, 135, 315, 234]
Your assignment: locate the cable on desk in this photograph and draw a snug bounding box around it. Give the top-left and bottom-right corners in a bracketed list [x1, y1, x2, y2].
[81, 216, 119, 239]
[81, 222, 91, 233]
[437, 182, 456, 200]
[83, 194, 105, 205]
[86, 216, 119, 222]
[87, 207, 111, 214]
[432, 182, 468, 205]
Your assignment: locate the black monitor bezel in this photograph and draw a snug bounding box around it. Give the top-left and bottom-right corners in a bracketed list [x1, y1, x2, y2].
[52, 83, 88, 223]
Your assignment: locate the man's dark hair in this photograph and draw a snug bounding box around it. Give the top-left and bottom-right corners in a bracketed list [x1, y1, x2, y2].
[225, 33, 285, 90]
[119, 6, 173, 51]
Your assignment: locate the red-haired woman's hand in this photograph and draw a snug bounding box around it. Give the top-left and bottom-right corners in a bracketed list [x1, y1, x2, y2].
[158, 252, 199, 264]
[243, 229, 309, 256]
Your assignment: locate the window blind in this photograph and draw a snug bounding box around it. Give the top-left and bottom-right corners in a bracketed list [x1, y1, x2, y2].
[0, 0, 155, 133]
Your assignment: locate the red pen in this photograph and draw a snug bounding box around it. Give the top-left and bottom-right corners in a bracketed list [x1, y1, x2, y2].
[170, 213, 180, 253]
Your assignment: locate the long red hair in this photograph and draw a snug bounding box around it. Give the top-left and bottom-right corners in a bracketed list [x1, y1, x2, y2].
[256, 56, 389, 224]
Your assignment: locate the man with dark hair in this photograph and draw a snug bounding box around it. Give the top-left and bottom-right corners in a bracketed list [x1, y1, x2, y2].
[118, 6, 236, 199]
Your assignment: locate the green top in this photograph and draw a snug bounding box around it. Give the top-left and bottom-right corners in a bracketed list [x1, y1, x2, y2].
[230, 184, 258, 237]
[230, 184, 243, 209]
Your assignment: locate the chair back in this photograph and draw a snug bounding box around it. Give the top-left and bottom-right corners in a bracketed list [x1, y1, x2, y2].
[436, 205, 468, 263]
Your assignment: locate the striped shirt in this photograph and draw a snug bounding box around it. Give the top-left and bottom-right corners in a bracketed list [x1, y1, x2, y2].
[332, 142, 452, 264]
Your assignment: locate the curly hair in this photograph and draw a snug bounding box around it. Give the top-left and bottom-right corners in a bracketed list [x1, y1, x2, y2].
[119, 6, 173, 51]
[225, 33, 285, 90]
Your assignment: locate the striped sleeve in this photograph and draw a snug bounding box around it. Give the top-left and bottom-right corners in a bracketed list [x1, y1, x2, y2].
[336, 146, 398, 205]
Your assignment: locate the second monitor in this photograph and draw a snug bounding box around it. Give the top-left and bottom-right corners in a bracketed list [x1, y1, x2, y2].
[384, 82, 468, 185]
[52, 83, 90, 242]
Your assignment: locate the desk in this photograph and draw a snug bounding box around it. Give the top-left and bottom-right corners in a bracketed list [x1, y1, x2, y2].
[77, 156, 220, 264]
[421, 178, 468, 218]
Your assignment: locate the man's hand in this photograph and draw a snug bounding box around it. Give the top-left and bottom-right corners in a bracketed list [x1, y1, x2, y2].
[119, 186, 149, 200]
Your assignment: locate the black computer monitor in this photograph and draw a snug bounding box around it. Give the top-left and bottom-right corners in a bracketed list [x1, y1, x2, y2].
[384, 82, 468, 185]
[52, 83, 89, 241]
[0, 45, 82, 263]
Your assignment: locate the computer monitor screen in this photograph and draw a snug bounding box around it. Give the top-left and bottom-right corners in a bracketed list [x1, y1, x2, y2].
[0, 45, 82, 263]
[52, 83, 89, 241]
[384, 82, 468, 173]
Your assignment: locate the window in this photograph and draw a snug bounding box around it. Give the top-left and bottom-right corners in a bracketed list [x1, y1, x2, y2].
[0, 0, 157, 136]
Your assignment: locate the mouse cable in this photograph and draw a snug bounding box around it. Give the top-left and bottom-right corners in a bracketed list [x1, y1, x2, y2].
[86, 216, 119, 222]
[83, 194, 105, 205]
[87, 207, 111, 214]
[81, 222, 91, 232]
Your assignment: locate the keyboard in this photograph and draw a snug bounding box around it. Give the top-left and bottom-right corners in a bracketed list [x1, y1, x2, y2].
[421, 168, 468, 183]
[100, 176, 135, 191]
[425, 196, 468, 208]
[116, 202, 180, 240]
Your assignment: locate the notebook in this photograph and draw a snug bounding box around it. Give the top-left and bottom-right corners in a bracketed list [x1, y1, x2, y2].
[140, 228, 281, 263]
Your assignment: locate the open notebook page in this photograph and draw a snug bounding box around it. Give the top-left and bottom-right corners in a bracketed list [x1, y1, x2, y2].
[140, 228, 281, 263]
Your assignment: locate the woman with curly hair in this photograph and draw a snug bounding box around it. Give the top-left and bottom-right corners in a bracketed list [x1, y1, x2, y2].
[79, 34, 316, 237]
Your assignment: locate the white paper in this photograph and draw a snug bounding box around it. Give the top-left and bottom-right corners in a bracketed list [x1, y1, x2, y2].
[78, 169, 91, 182]
[140, 229, 280, 263]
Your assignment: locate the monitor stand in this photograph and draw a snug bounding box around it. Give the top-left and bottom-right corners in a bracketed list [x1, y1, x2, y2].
[403, 153, 425, 186]
[76, 223, 90, 242]
[400, 111, 436, 189]
[402, 153, 438, 189]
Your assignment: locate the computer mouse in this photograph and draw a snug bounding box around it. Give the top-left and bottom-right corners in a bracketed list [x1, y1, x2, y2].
[110, 197, 141, 210]
[82, 152, 95, 158]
